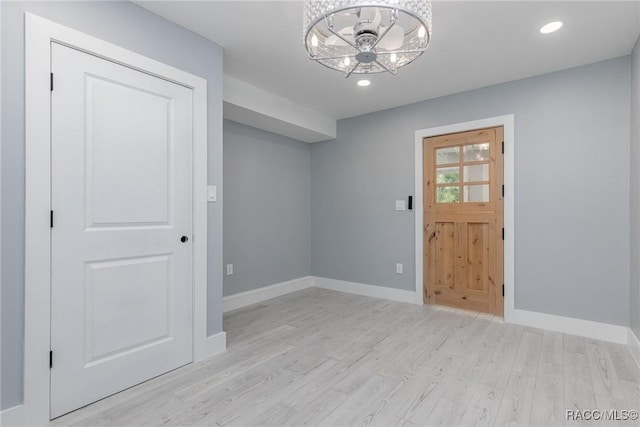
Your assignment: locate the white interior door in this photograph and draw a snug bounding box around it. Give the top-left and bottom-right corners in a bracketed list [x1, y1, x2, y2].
[50, 43, 193, 418]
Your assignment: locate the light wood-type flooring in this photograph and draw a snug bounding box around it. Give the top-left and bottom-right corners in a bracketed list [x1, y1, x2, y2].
[52, 288, 639, 426]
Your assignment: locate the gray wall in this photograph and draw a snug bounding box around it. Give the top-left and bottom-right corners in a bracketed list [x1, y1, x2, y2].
[631, 36, 640, 340]
[311, 56, 631, 327]
[223, 121, 311, 296]
[0, 1, 224, 410]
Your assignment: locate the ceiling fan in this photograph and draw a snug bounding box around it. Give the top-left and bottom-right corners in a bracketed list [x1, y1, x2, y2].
[303, 1, 432, 76]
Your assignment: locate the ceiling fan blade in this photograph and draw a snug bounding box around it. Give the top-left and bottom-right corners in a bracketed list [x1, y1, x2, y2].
[325, 26, 354, 46]
[332, 12, 355, 29]
[358, 7, 381, 29]
[378, 25, 405, 50]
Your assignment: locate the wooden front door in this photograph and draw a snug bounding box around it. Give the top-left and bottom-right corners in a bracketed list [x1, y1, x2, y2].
[423, 127, 504, 315]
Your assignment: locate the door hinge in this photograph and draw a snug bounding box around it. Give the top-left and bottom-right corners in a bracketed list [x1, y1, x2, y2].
[502, 228, 504, 240]
[501, 184, 504, 197]
[50, 210, 54, 228]
[50, 73, 54, 92]
[502, 284, 505, 297]
[49, 351, 53, 369]
[501, 140, 504, 154]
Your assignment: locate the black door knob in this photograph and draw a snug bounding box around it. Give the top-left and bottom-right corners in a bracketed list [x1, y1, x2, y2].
[181, 235, 189, 243]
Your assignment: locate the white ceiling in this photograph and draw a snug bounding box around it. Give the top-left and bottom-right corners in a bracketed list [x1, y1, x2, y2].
[137, 1, 640, 120]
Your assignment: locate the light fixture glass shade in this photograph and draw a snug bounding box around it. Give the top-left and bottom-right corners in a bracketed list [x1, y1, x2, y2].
[303, 0, 432, 76]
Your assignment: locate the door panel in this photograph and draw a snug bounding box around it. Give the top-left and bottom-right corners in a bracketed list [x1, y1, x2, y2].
[84, 255, 172, 364]
[467, 222, 489, 292]
[434, 222, 455, 288]
[86, 75, 171, 226]
[424, 127, 504, 315]
[50, 43, 193, 418]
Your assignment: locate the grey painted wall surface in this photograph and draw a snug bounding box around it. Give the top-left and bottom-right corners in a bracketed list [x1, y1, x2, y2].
[631, 36, 640, 340]
[311, 57, 631, 327]
[223, 121, 311, 296]
[1, 1, 223, 410]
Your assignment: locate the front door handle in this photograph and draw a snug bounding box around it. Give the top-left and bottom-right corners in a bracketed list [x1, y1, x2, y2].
[181, 235, 189, 243]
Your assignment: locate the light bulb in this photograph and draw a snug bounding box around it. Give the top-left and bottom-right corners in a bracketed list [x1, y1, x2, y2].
[344, 57, 351, 67]
[311, 34, 318, 47]
[418, 25, 426, 39]
[357, 79, 371, 87]
[390, 53, 397, 63]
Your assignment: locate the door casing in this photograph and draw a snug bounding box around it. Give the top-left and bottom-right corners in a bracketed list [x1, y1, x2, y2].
[414, 115, 515, 320]
[24, 13, 210, 425]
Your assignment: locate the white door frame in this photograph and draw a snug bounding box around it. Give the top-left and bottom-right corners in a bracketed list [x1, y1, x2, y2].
[414, 115, 515, 321]
[23, 13, 210, 425]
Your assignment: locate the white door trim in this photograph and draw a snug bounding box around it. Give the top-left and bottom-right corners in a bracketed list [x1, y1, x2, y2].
[414, 115, 515, 320]
[24, 13, 209, 425]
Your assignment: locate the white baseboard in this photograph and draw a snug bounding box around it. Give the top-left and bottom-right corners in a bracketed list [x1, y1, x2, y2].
[0, 404, 25, 427]
[199, 331, 226, 361]
[509, 308, 630, 344]
[312, 276, 418, 304]
[628, 329, 640, 368]
[223, 276, 314, 312]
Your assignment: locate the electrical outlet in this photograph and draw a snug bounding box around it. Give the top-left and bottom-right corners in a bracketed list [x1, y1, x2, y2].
[226, 264, 233, 275]
[396, 263, 403, 274]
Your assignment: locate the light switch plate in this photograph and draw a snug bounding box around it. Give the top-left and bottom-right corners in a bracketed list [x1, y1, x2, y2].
[207, 185, 217, 202]
[396, 263, 403, 274]
[395, 200, 406, 211]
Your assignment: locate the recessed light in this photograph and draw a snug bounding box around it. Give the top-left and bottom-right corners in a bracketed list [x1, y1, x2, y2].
[540, 21, 563, 34]
[357, 79, 371, 87]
